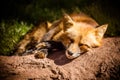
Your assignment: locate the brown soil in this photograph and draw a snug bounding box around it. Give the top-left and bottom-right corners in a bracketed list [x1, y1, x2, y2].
[0, 37, 120, 80]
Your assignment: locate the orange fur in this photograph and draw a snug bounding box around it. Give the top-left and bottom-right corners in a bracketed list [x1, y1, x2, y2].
[15, 13, 108, 59]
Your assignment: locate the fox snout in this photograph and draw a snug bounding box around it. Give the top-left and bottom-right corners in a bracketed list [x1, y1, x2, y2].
[65, 43, 90, 59]
[65, 43, 81, 59]
[66, 50, 81, 59]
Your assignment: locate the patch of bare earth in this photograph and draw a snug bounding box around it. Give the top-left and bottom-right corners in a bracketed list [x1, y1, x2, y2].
[0, 37, 120, 80]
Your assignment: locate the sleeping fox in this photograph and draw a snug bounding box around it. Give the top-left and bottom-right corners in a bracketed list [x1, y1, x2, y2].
[14, 13, 108, 59]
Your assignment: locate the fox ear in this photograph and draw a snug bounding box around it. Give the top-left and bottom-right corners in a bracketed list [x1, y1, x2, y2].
[95, 24, 108, 40]
[63, 13, 74, 31]
[63, 13, 74, 24]
[47, 21, 52, 29]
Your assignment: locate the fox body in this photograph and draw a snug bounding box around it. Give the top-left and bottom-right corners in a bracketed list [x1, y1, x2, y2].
[15, 13, 108, 59]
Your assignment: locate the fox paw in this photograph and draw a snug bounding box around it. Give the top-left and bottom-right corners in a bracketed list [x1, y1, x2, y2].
[36, 42, 47, 49]
[34, 49, 48, 59]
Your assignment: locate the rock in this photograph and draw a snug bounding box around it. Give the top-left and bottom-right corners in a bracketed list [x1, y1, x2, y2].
[0, 37, 120, 80]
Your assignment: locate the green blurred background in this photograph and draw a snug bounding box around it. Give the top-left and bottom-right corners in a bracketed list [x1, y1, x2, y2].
[0, 0, 120, 55]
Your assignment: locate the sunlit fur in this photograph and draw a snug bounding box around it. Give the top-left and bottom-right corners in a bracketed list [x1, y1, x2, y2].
[53, 13, 108, 59]
[14, 22, 52, 55]
[15, 13, 108, 59]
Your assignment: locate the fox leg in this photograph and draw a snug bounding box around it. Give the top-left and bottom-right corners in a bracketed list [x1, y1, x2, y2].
[33, 21, 64, 59]
[41, 20, 63, 41]
[34, 41, 64, 59]
[14, 22, 51, 56]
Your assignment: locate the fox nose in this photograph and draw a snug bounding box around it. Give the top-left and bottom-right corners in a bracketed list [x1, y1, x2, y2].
[67, 50, 73, 56]
[66, 50, 80, 59]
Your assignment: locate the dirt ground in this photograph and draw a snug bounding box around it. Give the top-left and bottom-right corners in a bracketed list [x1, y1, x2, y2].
[0, 37, 120, 80]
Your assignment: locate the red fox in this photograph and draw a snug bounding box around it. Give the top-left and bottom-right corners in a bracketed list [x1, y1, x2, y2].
[15, 13, 108, 59]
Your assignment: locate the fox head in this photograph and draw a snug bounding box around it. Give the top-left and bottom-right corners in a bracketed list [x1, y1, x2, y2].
[60, 13, 108, 59]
